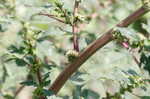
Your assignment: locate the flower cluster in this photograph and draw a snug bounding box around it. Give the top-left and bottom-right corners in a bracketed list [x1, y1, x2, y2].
[112, 29, 129, 49]
[66, 49, 79, 62]
[142, 0, 150, 10]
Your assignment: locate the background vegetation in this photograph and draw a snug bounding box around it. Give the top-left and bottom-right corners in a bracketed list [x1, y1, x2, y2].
[0, 0, 150, 99]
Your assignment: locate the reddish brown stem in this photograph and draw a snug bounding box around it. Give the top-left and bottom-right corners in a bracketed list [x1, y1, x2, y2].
[72, 0, 80, 52]
[72, 25, 79, 52]
[117, 7, 146, 27]
[49, 31, 113, 93]
[48, 7, 148, 94]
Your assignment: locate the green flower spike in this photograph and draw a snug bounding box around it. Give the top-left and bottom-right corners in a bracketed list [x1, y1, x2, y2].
[112, 28, 125, 43]
[142, 0, 150, 10]
[66, 49, 79, 62]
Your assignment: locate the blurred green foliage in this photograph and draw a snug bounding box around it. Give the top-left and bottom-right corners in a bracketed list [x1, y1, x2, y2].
[0, 0, 150, 99]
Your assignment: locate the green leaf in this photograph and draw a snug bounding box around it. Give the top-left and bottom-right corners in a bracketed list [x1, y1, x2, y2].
[140, 53, 150, 75]
[41, 80, 51, 87]
[32, 23, 49, 30]
[15, 58, 27, 67]
[81, 89, 100, 99]
[43, 63, 56, 70]
[140, 96, 150, 99]
[33, 87, 43, 96]
[116, 27, 139, 41]
[142, 19, 150, 33]
[0, 24, 5, 32]
[48, 0, 59, 4]
[85, 33, 96, 45]
[43, 72, 50, 81]
[144, 40, 150, 51]
[20, 80, 37, 86]
[43, 89, 54, 96]
[26, 55, 35, 65]
[7, 45, 25, 54]
[70, 72, 87, 85]
[3, 94, 14, 99]
[37, 35, 56, 42]
[73, 86, 82, 99]
[2, 65, 9, 83]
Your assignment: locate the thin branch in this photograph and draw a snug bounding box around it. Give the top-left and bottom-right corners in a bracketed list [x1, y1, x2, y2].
[35, 57, 44, 99]
[129, 49, 140, 67]
[72, 0, 80, 52]
[57, 4, 68, 24]
[36, 70, 44, 99]
[14, 74, 32, 98]
[35, 57, 42, 84]
[132, 54, 140, 67]
[37, 69, 42, 84]
[14, 85, 25, 98]
[38, 13, 66, 23]
[48, 7, 148, 94]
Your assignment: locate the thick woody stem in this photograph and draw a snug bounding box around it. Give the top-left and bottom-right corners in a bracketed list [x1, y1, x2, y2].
[49, 31, 113, 93]
[49, 7, 148, 94]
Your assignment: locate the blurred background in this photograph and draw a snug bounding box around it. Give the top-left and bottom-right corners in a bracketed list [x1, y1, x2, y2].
[0, 0, 150, 99]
